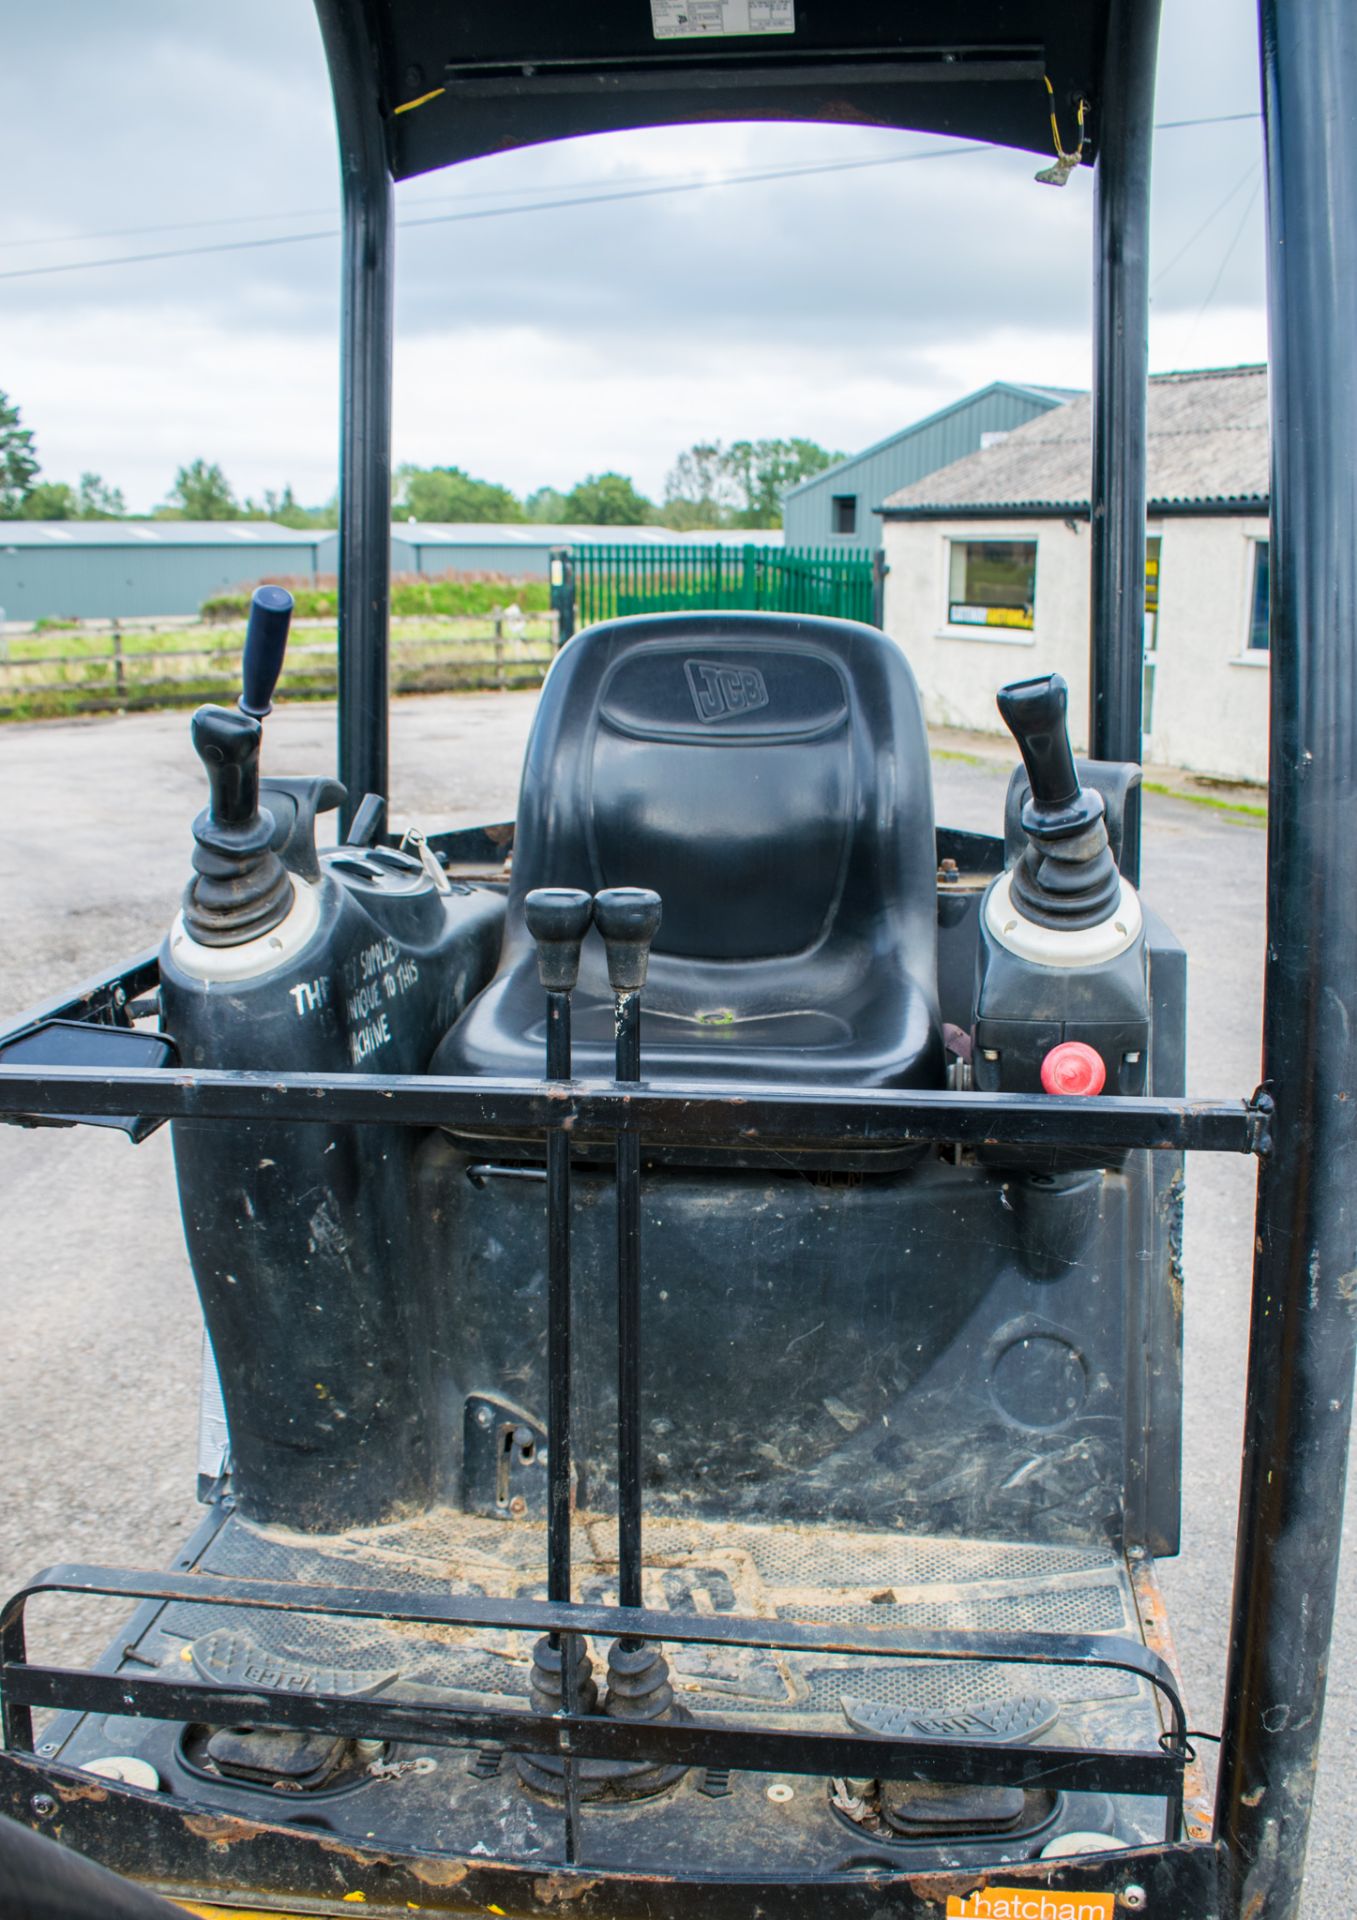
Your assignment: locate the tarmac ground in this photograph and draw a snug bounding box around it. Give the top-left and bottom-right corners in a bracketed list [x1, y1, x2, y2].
[0, 690, 1350, 1912]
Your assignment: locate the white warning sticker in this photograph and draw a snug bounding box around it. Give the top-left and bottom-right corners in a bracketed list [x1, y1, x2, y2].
[651, 0, 794, 39]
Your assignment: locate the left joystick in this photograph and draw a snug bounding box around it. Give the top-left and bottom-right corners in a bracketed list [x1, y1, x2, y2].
[182, 705, 292, 947]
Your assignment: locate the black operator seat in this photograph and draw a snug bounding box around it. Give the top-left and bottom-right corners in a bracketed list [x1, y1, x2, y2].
[432, 612, 944, 1100]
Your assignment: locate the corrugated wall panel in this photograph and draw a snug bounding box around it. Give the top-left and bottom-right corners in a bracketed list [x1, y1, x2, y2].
[0, 542, 321, 623]
[782, 388, 1069, 553]
[408, 541, 553, 579]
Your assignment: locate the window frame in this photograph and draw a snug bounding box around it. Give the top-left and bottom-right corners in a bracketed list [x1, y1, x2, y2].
[941, 535, 1039, 644]
[830, 493, 858, 537]
[1245, 535, 1270, 654]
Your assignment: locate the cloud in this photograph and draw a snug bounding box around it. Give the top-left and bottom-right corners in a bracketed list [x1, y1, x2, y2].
[3, 0, 1268, 511]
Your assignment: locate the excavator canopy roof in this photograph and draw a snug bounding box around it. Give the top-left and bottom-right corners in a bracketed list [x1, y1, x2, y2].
[338, 0, 1126, 180]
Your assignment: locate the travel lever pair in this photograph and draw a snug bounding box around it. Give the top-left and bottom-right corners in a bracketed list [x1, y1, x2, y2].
[518, 886, 681, 1816]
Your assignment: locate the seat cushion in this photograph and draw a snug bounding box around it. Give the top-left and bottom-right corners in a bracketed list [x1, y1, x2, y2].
[431, 612, 945, 1156]
[433, 934, 942, 1090]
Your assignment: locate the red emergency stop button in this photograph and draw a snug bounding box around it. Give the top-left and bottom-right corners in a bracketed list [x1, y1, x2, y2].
[1040, 1041, 1106, 1096]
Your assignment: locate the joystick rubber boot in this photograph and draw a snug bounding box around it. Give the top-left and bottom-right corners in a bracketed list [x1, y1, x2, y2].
[997, 674, 1121, 931]
[598, 1637, 690, 1798]
[515, 1638, 612, 1801]
[182, 706, 293, 947]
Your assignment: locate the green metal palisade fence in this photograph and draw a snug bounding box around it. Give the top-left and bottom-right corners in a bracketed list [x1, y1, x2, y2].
[572, 543, 877, 629]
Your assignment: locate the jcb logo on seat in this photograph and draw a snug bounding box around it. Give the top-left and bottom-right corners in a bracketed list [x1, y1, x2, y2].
[685, 658, 769, 723]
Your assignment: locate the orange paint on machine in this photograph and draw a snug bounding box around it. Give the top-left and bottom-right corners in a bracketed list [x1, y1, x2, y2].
[945, 1891, 1116, 1920]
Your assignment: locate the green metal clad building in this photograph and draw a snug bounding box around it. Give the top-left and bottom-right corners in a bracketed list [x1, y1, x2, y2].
[781, 381, 1078, 554]
[0, 522, 785, 623]
[0, 521, 325, 625]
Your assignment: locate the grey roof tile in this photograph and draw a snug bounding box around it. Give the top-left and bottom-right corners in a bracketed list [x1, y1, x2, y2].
[882, 366, 1268, 515]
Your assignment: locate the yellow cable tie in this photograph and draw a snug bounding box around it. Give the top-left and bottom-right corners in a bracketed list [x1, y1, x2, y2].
[394, 86, 446, 116]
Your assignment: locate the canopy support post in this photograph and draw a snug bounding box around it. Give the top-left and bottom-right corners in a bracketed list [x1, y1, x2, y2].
[1216, 5, 1357, 1915]
[1089, 0, 1159, 884]
[315, 0, 394, 835]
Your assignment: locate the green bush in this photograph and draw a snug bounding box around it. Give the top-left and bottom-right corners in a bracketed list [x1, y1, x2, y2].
[200, 572, 551, 624]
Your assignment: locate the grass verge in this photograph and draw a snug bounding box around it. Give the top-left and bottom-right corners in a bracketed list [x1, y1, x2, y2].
[1143, 778, 1267, 822]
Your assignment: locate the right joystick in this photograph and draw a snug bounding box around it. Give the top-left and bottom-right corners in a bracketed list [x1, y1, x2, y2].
[997, 673, 1121, 930]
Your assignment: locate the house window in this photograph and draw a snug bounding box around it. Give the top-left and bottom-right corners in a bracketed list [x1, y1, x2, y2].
[948, 539, 1036, 630]
[831, 494, 857, 536]
[1144, 536, 1161, 625]
[1248, 541, 1270, 650]
[1143, 535, 1162, 737]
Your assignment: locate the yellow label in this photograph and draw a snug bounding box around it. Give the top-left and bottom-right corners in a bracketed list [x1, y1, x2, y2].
[946, 1892, 1116, 1920]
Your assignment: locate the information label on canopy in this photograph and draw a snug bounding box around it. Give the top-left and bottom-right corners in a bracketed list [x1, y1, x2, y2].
[651, 0, 794, 38]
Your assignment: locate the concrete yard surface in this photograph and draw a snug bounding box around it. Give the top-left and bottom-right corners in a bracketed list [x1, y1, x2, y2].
[0, 689, 1351, 1912]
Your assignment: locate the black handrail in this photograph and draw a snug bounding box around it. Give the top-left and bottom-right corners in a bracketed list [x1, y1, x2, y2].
[0, 1062, 1263, 1156]
[0, 1562, 1189, 1814]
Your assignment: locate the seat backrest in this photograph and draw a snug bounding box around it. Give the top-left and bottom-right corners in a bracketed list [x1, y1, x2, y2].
[507, 612, 938, 995]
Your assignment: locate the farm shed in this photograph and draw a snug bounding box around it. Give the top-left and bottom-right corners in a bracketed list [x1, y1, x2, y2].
[314, 522, 784, 581]
[782, 381, 1076, 554]
[0, 521, 324, 625]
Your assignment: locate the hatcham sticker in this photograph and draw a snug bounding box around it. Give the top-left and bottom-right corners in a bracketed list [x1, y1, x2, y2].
[945, 1893, 1116, 1920]
[651, 0, 794, 38]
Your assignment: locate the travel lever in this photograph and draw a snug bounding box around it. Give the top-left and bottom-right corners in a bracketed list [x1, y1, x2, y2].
[519, 888, 597, 1839]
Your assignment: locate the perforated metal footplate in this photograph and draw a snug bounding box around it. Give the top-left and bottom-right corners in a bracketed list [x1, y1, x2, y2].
[143, 1507, 1148, 1728]
[48, 1507, 1178, 1879]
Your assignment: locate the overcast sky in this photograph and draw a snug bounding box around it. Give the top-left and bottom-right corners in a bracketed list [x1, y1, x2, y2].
[3, 2, 1266, 514]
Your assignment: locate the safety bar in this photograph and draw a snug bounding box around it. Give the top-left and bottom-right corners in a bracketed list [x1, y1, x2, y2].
[0, 1564, 1188, 1818]
[0, 1063, 1264, 1155]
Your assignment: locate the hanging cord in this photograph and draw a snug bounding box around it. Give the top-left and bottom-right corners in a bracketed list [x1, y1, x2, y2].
[1036, 77, 1088, 187]
[1160, 1727, 1223, 1765]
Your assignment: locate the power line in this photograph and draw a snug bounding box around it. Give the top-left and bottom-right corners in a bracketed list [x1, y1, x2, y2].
[1154, 110, 1258, 131]
[0, 155, 904, 252]
[0, 144, 994, 284]
[0, 109, 1261, 265]
[1152, 160, 1262, 290]
[1183, 173, 1265, 351]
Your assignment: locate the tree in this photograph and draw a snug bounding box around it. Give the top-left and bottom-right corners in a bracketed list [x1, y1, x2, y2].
[561, 471, 653, 526]
[662, 441, 737, 528]
[16, 471, 125, 521]
[19, 481, 78, 519]
[76, 472, 125, 518]
[162, 459, 239, 520]
[723, 437, 843, 526]
[662, 436, 846, 528]
[245, 486, 339, 529]
[394, 464, 523, 523]
[0, 390, 40, 516]
[524, 486, 568, 524]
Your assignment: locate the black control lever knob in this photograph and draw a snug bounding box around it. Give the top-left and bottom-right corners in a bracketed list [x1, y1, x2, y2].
[593, 888, 663, 993]
[525, 888, 594, 992]
[239, 584, 295, 720]
[995, 673, 1098, 831]
[184, 704, 291, 946]
[995, 673, 1120, 931]
[191, 705, 270, 841]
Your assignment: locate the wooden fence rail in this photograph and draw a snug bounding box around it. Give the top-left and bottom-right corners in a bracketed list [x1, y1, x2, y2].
[0, 617, 558, 718]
